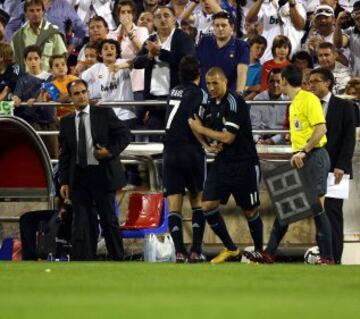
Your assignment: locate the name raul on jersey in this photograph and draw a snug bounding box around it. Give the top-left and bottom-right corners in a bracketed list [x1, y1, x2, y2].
[171, 89, 183, 98]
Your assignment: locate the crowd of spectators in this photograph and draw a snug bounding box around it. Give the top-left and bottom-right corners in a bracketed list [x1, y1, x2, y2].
[0, 0, 359, 153]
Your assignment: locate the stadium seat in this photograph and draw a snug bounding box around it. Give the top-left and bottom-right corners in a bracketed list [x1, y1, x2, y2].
[121, 192, 169, 239]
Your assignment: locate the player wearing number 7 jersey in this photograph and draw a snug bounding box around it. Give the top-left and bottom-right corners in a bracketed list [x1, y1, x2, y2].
[163, 56, 209, 263]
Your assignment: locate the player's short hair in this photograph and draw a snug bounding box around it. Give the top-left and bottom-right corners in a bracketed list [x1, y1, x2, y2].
[67, 79, 89, 95]
[310, 67, 335, 90]
[178, 55, 200, 82]
[281, 64, 303, 87]
[206, 67, 227, 80]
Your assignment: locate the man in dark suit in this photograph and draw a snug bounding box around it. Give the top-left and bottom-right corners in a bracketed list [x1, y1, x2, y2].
[133, 6, 195, 137]
[59, 79, 131, 261]
[309, 68, 356, 264]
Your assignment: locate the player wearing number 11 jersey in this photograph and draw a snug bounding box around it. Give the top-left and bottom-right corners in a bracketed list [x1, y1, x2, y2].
[163, 56, 208, 263]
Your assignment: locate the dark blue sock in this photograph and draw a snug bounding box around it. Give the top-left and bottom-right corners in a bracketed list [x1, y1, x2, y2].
[191, 207, 205, 253]
[204, 208, 237, 251]
[246, 213, 263, 251]
[168, 212, 186, 254]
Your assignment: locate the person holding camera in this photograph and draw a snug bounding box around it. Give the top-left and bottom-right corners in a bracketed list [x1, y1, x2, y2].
[334, 1, 360, 76]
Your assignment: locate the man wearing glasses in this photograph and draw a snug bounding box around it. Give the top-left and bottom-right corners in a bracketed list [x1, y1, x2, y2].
[308, 67, 356, 264]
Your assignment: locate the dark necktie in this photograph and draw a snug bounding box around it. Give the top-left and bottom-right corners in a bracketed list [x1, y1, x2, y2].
[78, 111, 87, 168]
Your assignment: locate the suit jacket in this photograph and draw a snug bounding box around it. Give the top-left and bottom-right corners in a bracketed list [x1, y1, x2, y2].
[59, 106, 131, 191]
[325, 95, 356, 176]
[133, 28, 195, 99]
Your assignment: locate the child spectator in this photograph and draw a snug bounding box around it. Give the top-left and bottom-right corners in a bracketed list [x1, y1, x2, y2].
[0, 42, 21, 101]
[81, 38, 140, 187]
[12, 45, 58, 158]
[48, 54, 78, 118]
[81, 39, 135, 126]
[260, 35, 291, 92]
[244, 34, 267, 100]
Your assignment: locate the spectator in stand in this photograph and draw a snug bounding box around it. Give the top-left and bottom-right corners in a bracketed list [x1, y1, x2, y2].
[250, 68, 289, 145]
[180, 19, 198, 43]
[197, 11, 249, 95]
[317, 41, 351, 93]
[12, 45, 58, 158]
[321, 0, 346, 18]
[180, 0, 223, 43]
[301, 68, 314, 91]
[244, 34, 267, 100]
[345, 77, 360, 97]
[242, 19, 263, 41]
[11, 0, 67, 73]
[334, 1, 360, 76]
[134, 0, 159, 14]
[169, 0, 189, 19]
[305, 5, 337, 58]
[246, 0, 306, 63]
[0, 42, 21, 101]
[81, 39, 135, 125]
[0, 0, 22, 17]
[81, 38, 140, 186]
[47, 54, 78, 119]
[137, 11, 154, 33]
[66, 0, 117, 31]
[260, 35, 291, 92]
[133, 6, 195, 137]
[110, 0, 149, 100]
[6, 0, 86, 54]
[74, 15, 110, 76]
[0, 13, 8, 43]
[292, 50, 314, 71]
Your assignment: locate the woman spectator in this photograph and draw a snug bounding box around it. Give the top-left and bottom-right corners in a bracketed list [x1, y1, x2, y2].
[0, 42, 21, 101]
[110, 0, 149, 100]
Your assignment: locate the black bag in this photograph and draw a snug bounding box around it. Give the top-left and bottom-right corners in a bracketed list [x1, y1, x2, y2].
[36, 211, 72, 260]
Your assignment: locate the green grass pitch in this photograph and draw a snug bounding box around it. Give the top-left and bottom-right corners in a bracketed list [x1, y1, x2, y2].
[1, 262, 359, 319]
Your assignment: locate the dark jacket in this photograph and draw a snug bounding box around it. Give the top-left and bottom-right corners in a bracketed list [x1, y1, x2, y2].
[59, 106, 131, 191]
[133, 28, 195, 99]
[325, 95, 356, 176]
